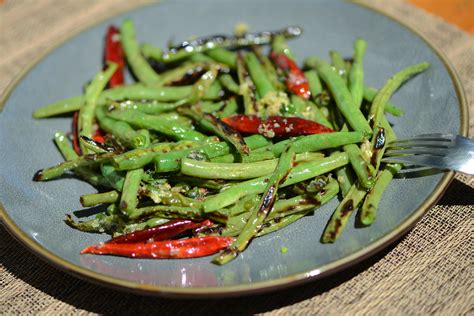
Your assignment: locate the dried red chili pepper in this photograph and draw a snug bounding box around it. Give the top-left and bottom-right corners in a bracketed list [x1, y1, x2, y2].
[107, 219, 212, 244]
[81, 236, 234, 259]
[104, 25, 125, 88]
[92, 127, 106, 143]
[270, 52, 310, 100]
[222, 115, 333, 137]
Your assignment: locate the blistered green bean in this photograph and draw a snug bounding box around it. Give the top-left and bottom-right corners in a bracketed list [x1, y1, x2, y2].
[121, 20, 161, 86]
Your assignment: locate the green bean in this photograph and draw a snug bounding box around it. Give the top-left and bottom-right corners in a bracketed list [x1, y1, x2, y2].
[65, 214, 124, 234]
[360, 163, 402, 225]
[181, 152, 322, 180]
[128, 205, 204, 221]
[219, 74, 241, 95]
[96, 106, 147, 149]
[185, 65, 220, 105]
[210, 148, 275, 163]
[140, 43, 163, 62]
[219, 97, 239, 119]
[108, 100, 182, 116]
[335, 165, 355, 198]
[53, 132, 110, 187]
[33, 152, 114, 181]
[119, 130, 150, 215]
[142, 184, 197, 207]
[263, 131, 364, 157]
[348, 38, 367, 108]
[205, 48, 237, 68]
[342, 46, 375, 189]
[203, 152, 349, 213]
[289, 95, 333, 128]
[54, 132, 78, 161]
[97, 83, 222, 102]
[363, 87, 404, 117]
[121, 20, 161, 86]
[292, 152, 326, 163]
[345, 59, 352, 73]
[79, 63, 118, 154]
[305, 57, 372, 135]
[329, 50, 348, 83]
[157, 61, 212, 86]
[80, 190, 119, 207]
[119, 169, 143, 215]
[154, 134, 270, 172]
[107, 109, 206, 142]
[200, 101, 225, 114]
[33, 84, 223, 118]
[253, 47, 285, 91]
[369, 62, 430, 171]
[343, 142, 376, 189]
[188, 53, 214, 63]
[245, 52, 275, 98]
[322, 183, 367, 243]
[369, 62, 430, 129]
[120, 168, 144, 215]
[167, 175, 229, 190]
[113, 140, 198, 170]
[290, 94, 307, 118]
[360, 108, 401, 224]
[100, 163, 125, 190]
[304, 100, 334, 128]
[237, 53, 257, 115]
[219, 194, 261, 218]
[380, 115, 397, 143]
[121, 217, 169, 235]
[276, 178, 339, 216]
[213, 144, 296, 265]
[33, 96, 83, 118]
[177, 107, 249, 155]
[78, 136, 111, 154]
[272, 34, 295, 60]
[304, 70, 323, 100]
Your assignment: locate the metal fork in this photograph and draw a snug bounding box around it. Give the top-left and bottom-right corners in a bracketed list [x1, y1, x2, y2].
[383, 134, 474, 175]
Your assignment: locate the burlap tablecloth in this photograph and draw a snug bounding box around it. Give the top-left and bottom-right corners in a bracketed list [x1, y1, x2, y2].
[1, 1, 472, 314]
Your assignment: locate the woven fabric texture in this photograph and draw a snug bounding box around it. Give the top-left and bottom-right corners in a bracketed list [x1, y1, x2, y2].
[1, 0, 473, 314]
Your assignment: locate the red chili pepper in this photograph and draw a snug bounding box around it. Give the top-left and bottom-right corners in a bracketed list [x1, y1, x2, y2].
[270, 52, 311, 100]
[104, 25, 125, 88]
[80, 236, 234, 259]
[107, 219, 212, 244]
[222, 115, 333, 137]
[92, 126, 106, 143]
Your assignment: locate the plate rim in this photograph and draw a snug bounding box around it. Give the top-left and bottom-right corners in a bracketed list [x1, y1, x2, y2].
[0, 1, 469, 298]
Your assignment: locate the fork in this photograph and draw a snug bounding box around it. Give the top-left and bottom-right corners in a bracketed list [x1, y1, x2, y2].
[382, 133, 474, 175]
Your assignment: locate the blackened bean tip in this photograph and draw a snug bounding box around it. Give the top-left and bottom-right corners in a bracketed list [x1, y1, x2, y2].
[33, 169, 44, 181]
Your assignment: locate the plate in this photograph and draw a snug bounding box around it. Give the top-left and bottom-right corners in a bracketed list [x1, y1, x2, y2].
[0, 0, 467, 297]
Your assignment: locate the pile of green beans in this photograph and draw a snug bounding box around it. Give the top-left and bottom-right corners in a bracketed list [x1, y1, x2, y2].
[33, 19, 429, 264]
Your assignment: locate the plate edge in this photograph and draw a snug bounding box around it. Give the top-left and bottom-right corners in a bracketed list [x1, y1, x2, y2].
[0, 1, 468, 298]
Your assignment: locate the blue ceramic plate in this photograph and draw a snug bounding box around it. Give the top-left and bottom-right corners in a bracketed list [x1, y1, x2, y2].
[0, 0, 467, 297]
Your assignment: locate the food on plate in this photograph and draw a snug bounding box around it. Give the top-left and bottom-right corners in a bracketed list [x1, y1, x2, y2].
[33, 19, 429, 264]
